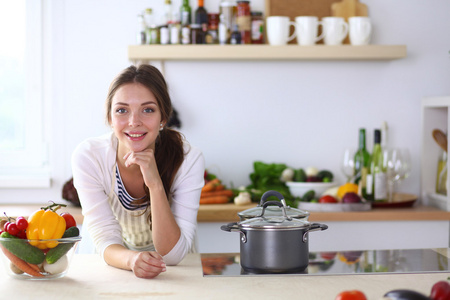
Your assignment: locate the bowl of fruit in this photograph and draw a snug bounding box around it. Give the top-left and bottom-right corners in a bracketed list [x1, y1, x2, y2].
[285, 167, 338, 199]
[0, 202, 81, 280]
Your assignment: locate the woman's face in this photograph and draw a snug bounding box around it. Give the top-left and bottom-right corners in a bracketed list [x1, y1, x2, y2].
[110, 82, 164, 153]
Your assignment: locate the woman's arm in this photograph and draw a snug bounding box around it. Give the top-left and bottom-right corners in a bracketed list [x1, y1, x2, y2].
[103, 244, 166, 279]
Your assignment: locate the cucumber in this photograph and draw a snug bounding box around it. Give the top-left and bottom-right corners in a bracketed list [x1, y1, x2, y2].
[0, 232, 45, 264]
[45, 226, 80, 264]
[294, 168, 307, 182]
[302, 190, 315, 202]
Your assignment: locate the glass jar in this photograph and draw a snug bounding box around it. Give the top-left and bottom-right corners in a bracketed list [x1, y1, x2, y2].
[236, 1, 251, 44]
[190, 24, 204, 44]
[251, 11, 264, 44]
[206, 13, 219, 44]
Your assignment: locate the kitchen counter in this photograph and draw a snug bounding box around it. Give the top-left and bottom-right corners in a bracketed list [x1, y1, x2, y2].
[2, 203, 450, 224]
[198, 203, 450, 222]
[1, 251, 449, 299]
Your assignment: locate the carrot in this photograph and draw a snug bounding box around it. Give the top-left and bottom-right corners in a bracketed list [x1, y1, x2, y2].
[27, 262, 42, 273]
[199, 195, 230, 204]
[214, 184, 225, 191]
[201, 189, 234, 198]
[201, 178, 221, 193]
[0, 245, 44, 277]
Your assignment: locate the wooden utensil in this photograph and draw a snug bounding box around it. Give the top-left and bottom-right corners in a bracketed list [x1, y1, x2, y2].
[432, 129, 448, 152]
[331, 0, 369, 44]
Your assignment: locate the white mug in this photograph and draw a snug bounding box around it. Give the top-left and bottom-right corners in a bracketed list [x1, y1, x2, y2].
[322, 17, 349, 45]
[266, 16, 297, 46]
[295, 16, 324, 46]
[349, 16, 372, 45]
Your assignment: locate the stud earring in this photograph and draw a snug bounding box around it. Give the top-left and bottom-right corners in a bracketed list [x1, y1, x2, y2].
[159, 123, 163, 131]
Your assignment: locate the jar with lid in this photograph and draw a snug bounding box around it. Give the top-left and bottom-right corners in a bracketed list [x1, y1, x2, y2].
[236, 1, 251, 44]
[190, 23, 205, 44]
[206, 13, 219, 44]
[181, 25, 191, 44]
[220, 1, 236, 41]
[251, 11, 264, 44]
[136, 14, 146, 45]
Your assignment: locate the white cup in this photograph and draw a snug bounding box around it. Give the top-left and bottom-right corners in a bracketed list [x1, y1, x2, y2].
[295, 16, 324, 46]
[266, 16, 297, 46]
[349, 16, 372, 45]
[322, 17, 349, 45]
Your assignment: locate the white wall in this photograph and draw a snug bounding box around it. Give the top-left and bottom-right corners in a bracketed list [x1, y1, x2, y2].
[1, 0, 449, 204]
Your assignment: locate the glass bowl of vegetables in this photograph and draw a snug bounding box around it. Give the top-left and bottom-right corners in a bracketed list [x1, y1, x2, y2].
[0, 230, 81, 280]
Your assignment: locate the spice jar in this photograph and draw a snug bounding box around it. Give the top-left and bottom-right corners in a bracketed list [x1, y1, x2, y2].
[251, 11, 264, 44]
[190, 24, 205, 44]
[236, 1, 251, 44]
[206, 13, 219, 44]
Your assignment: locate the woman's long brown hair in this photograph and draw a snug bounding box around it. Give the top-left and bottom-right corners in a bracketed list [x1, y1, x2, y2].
[105, 64, 184, 223]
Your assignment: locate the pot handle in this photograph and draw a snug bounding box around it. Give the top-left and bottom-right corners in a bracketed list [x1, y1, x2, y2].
[260, 190, 285, 206]
[303, 223, 328, 243]
[220, 222, 240, 232]
[260, 200, 290, 219]
[220, 222, 248, 243]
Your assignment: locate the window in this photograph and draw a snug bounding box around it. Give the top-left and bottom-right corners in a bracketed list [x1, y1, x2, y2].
[0, 0, 49, 187]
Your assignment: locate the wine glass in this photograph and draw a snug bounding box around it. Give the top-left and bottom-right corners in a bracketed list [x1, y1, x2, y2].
[341, 148, 356, 182]
[385, 148, 411, 202]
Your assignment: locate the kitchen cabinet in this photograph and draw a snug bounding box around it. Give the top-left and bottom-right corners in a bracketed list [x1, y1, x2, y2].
[197, 205, 450, 253]
[128, 44, 407, 62]
[421, 96, 450, 211]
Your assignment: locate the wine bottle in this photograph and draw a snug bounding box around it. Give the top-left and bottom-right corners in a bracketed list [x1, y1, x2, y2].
[353, 128, 371, 198]
[368, 129, 387, 202]
[195, 0, 208, 32]
[180, 0, 192, 26]
[163, 0, 174, 25]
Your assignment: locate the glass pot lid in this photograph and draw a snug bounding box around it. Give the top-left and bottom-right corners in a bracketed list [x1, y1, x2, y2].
[238, 201, 311, 230]
[237, 190, 309, 219]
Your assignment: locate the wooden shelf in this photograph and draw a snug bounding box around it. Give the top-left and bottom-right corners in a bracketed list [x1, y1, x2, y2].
[197, 203, 450, 222]
[128, 44, 407, 61]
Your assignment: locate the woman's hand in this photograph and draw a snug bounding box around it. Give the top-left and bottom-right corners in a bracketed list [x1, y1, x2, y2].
[129, 251, 166, 279]
[123, 149, 161, 188]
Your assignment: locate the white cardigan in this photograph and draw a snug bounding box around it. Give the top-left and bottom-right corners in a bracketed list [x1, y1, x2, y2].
[71, 132, 205, 265]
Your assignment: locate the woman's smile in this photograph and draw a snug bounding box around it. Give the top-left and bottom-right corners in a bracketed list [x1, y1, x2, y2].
[110, 82, 163, 154]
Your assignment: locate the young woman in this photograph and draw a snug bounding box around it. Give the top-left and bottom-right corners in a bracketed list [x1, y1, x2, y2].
[71, 64, 205, 279]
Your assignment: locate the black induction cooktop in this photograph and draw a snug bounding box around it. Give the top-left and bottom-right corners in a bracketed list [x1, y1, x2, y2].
[201, 248, 450, 277]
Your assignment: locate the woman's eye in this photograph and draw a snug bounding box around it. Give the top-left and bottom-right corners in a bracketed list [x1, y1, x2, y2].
[143, 107, 154, 113]
[115, 108, 127, 114]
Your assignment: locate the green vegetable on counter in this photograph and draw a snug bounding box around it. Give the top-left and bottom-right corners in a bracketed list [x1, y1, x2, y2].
[246, 161, 295, 206]
[0, 231, 45, 265]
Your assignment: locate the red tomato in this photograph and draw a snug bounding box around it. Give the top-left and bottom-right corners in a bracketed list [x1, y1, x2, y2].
[61, 213, 76, 229]
[320, 252, 337, 260]
[6, 222, 19, 236]
[319, 195, 338, 203]
[430, 281, 450, 300]
[15, 216, 28, 231]
[16, 230, 27, 239]
[335, 290, 367, 300]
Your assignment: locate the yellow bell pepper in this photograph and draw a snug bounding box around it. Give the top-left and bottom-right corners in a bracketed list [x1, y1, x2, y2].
[26, 209, 66, 249]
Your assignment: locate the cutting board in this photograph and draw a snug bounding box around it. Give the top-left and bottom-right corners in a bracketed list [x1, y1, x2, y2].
[265, 0, 338, 44]
[331, 0, 369, 44]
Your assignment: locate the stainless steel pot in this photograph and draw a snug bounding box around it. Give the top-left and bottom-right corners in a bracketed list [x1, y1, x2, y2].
[221, 201, 327, 274]
[237, 190, 309, 221]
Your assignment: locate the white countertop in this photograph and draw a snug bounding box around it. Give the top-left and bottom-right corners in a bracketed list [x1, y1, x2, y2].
[1, 252, 449, 299]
